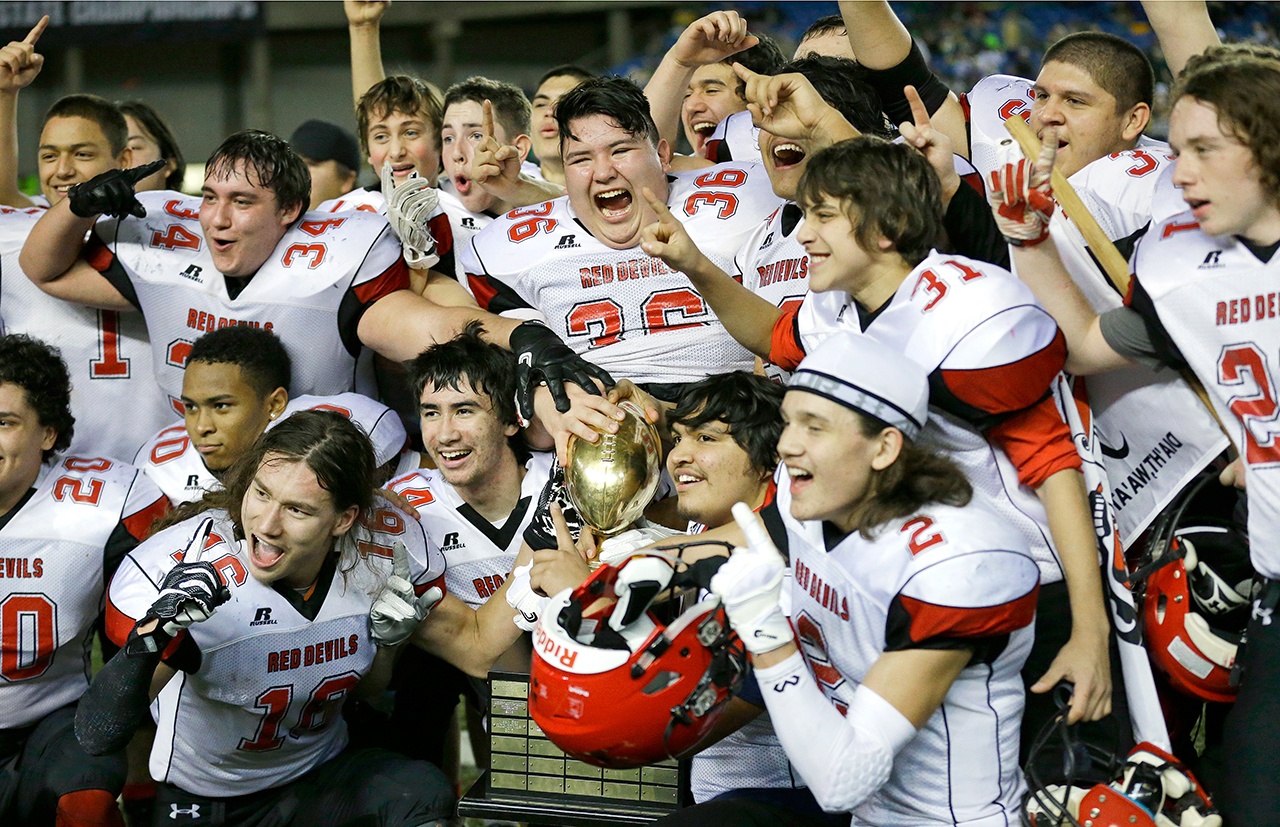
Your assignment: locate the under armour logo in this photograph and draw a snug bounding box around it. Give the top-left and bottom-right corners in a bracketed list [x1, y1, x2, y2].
[1253, 599, 1273, 626]
[772, 675, 800, 692]
[1200, 250, 1224, 268]
[170, 803, 201, 819]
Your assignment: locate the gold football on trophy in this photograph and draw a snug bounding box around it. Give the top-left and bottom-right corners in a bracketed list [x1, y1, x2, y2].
[565, 400, 662, 537]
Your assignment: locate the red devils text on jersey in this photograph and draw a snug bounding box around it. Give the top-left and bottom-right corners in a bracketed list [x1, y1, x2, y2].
[1127, 213, 1280, 579]
[0, 456, 165, 728]
[0, 207, 173, 461]
[105, 505, 446, 796]
[462, 163, 783, 383]
[388, 452, 554, 608]
[776, 251, 1080, 583]
[734, 204, 810, 382]
[84, 191, 410, 413]
[773, 472, 1038, 826]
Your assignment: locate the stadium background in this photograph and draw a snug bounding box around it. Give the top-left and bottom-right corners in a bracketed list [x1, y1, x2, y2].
[0, 1, 1276, 191]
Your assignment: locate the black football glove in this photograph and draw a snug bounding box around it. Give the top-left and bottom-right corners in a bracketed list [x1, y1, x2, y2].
[67, 159, 166, 219]
[508, 320, 614, 419]
[523, 459, 584, 551]
[128, 518, 230, 655]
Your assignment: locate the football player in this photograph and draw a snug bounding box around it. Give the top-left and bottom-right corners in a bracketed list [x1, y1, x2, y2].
[530, 65, 595, 187]
[80, 410, 456, 826]
[642, 10, 784, 162]
[710, 333, 1038, 824]
[989, 51, 1280, 826]
[462, 75, 782, 457]
[0, 17, 173, 462]
[0, 333, 167, 827]
[17, 129, 610, 431]
[289, 119, 361, 211]
[137, 325, 411, 506]
[644, 137, 1116, 741]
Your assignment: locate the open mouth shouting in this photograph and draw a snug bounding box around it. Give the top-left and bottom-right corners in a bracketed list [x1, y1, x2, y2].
[248, 533, 284, 571]
[595, 188, 634, 220]
[771, 142, 806, 169]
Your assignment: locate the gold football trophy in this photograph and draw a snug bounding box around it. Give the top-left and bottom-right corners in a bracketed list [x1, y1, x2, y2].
[565, 399, 662, 537]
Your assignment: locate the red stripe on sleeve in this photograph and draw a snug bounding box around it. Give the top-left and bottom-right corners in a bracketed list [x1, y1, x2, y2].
[429, 213, 454, 257]
[414, 573, 447, 597]
[986, 394, 1082, 488]
[939, 330, 1067, 416]
[769, 305, 806, 371]
[84, 234, 116, 273]
[352, 257, 411, 305]
[467, 273, 499, 311]
[104, 592, 139, 648]
[900, 585, 1039, 642]
[122, 496, 170, 542]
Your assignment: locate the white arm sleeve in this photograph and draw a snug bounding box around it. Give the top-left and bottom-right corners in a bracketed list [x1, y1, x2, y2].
[754, 652, 917, 813]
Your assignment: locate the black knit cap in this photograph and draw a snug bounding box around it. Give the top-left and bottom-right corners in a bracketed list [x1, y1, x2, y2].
[289, 119, 361, 171]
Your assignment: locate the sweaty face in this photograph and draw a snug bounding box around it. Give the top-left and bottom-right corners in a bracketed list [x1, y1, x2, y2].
[241, 455, 357, 589]
[562, 114, 671, 250]
[682, 63, 746, 156]
[668, 417, 769, 529]
[365, 108, 442, 185]
[38, 116, 125, 207]
[124, 114, 174, 193]
[302, 157, 356, 210]
[419, 378, 517, 493]
[199, 161, 301, 279]
[777, 392, 890, 531]
[1170, 97, 1280, 245]
[441, 100, 507, 214]
[532, 74, 584, 166]
[0, 382, 56, 511]
[181, 361, 282, 473]
[1030, 60, 1142, 179]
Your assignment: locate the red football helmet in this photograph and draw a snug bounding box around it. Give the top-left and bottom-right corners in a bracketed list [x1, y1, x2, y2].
[1136, 472, 1255, 703]
[529, 549, 747, 769]
[1025, 741, 1221, 827]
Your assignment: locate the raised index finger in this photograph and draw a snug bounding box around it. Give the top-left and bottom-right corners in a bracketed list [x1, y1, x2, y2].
[640, 186, 675, 223]
[24, 15, 48, 46]
[125, 159, 166, 184]
[482, 99, 495, 141]
[904, 84, 931, 131]
[183, 517, 215, 564]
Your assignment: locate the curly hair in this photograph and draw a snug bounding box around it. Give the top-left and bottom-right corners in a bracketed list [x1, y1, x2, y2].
[1174, 55, 1280, 206]
[187, 326, 292, 399]
[404, 321, 518, 428]
[0, 334, 74, 462]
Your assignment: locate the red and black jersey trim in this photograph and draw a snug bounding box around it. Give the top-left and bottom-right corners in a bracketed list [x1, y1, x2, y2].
[85, 230, 143, 310]
[1124, 275, 1189, 372]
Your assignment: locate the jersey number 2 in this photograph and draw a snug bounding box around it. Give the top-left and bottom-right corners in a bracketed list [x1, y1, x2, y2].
[1218, 343, 1280, 465]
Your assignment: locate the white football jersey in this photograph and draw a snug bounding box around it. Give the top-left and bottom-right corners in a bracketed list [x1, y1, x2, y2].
[106, 506, 445, 796]
[735, 204, 810, 382]
[1128, 215, 1280, 578]
[273, 393, 408, 471]
[0, 206, 173, 460]
[775, 473, 1036, 826]
[462, 164, 782, 383]
[0, 456, 165, 728]
[791, 251, 1073, 584]
[703, 110, 761, 165]
[1036, 150, 1229, 544]
[87, 192, 410, 412]
[388, 451, 554, 608]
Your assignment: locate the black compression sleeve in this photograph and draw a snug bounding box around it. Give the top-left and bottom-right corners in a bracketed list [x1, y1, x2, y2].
[863, 40, 952, 125]
[942, 179, 1010, 268]
[74, 628, 166, 756]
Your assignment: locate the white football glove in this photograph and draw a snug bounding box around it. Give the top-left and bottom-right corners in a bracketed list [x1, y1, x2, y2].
[370, 541, 443, 647]
[710, 503, 792, 655]
[505, 562, 549, 632]
[986, 128, 1058, 247]
[381, 160, 441, 270]
[608, 554, 675, 631]
[596, 522, 685, 567]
